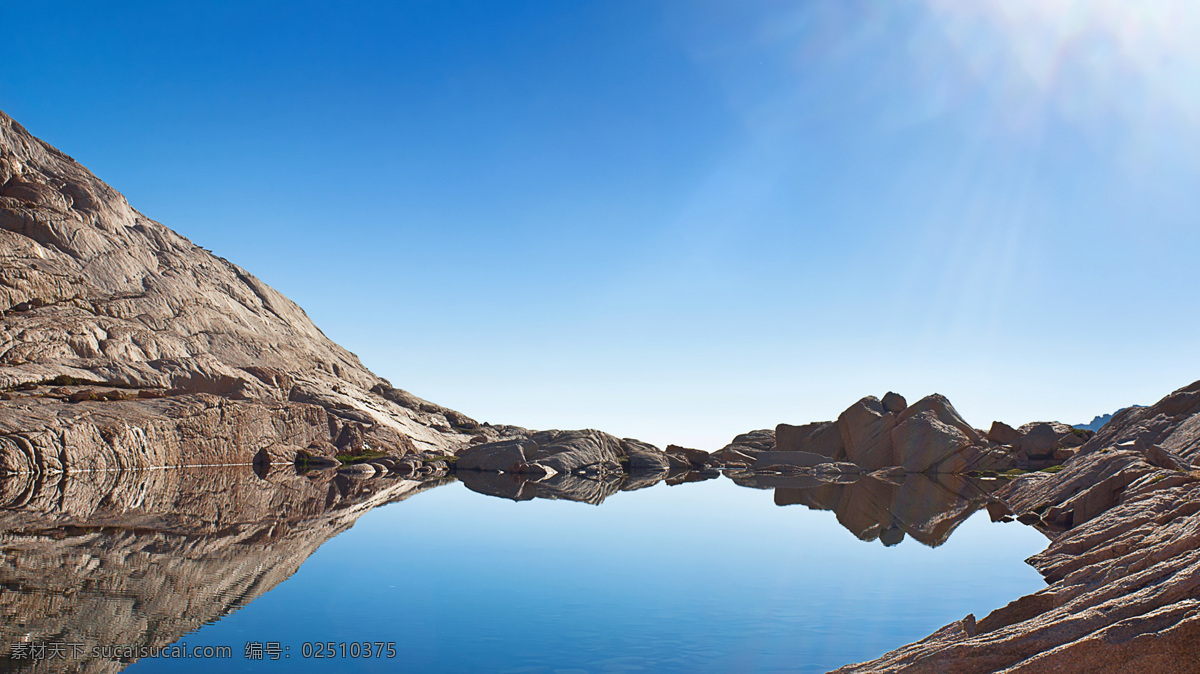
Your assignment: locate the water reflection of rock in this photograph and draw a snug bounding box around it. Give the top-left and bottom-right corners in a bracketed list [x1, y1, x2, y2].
[0, 466, 450, 673]
[770, 473, 1000, 547]
[457, 464, 999, 550]
[457, 469, 627, 505]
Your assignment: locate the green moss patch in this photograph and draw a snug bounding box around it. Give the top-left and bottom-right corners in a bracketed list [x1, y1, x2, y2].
[335, 450, 390, 465]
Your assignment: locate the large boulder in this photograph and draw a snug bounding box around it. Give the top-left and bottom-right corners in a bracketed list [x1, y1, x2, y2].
[618, 438, 670, 476]
[892, 410, 971, 473]
[881, 391, 908, 414]
[838, 397, 895, 471]
[527, 429, 624, 475]
[987, 420, 1021, 446]
[775, 421, 845, 460]
[664, 444, 710, 470]
[1018, 422, 1076, 459]
[897, 394, 983, 444]
[455, 438, 541, 474]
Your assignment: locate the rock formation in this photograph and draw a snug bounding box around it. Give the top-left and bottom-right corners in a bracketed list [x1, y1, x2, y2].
[835, 379, 1200, 672]
[756, 392, 1093, 477]
[0, 107, 519, 474]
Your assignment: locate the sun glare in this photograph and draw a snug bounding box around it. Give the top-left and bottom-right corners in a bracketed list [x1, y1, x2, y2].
[926, 0, 1200, 130]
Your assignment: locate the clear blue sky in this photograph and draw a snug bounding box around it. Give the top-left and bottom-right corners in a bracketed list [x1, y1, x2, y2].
[3, 1, 1198, 448]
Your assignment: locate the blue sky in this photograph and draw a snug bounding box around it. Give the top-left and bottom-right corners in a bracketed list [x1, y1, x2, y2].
[3, 1, 1198, 448]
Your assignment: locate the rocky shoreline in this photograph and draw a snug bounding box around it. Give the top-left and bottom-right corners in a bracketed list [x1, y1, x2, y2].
[5, 107, 1200, 672]
[827, 380, 1200, 673]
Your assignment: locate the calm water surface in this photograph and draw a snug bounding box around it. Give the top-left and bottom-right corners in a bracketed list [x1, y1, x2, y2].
[121, 474, 1047, 673]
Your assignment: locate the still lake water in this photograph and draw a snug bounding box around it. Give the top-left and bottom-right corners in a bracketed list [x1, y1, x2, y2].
[1, 468, 1048, 673]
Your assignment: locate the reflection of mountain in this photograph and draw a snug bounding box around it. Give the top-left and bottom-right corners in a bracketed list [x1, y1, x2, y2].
[0, 467, 449, 673]
[456, 465, 1001, 549]
[1, 462, 1012, 673]
[457, 469, 625, 505]
[768, 473, 1000, 548]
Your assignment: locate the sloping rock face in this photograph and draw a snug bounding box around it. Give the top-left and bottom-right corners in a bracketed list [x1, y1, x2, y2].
[897, 394, 983, 445]
[0, 465, 450, 673]
[893, 410, 971, 473]
[0, 108, 500, 472]
[0, 392, 394, 474]
[835, 379, 1200, 673]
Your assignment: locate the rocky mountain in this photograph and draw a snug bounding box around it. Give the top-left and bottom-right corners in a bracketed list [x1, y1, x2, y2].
[0, 108, 517, 475]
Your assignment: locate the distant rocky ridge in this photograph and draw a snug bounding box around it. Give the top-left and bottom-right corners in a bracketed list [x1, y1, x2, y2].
[1073, 406, 1143, 432]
